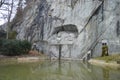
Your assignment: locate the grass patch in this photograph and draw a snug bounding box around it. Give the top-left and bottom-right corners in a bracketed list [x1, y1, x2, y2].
[94, 54, 120, 62]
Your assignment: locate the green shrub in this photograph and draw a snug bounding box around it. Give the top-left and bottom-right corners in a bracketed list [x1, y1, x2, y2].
[19, 40, 32, 54]
[0, 39, 31, 56]
[0, 30, 6, 39]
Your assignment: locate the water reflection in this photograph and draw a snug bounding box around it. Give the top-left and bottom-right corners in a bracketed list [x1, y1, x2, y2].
[0, 61, 120, 80]
[103, 68, 109, 80]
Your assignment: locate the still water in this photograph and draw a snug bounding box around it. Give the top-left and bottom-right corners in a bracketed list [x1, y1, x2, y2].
[0, 60, 120, 80]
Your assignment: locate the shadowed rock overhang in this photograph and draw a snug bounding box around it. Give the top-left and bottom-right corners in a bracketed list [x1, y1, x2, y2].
[52, 24, 78, 37]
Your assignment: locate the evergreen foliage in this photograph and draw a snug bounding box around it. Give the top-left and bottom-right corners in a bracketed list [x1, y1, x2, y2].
[0, 39, 31, 56]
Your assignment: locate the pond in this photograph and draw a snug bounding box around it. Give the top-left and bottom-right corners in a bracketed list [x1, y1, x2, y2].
[0, 60, 120, 80]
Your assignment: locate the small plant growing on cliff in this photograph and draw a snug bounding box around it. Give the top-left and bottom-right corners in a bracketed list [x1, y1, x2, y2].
[8, 31, 17, 39]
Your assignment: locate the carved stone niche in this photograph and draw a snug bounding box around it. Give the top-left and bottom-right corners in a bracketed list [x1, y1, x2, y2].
[49, 24, 78, 45]
[52, 24, 78, 38]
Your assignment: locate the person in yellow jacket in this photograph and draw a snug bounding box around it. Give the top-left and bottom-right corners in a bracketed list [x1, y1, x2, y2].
[101, 43, 109, 57]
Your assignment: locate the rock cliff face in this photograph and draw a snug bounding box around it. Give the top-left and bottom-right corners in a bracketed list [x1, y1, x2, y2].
[13, 0, 120, 59]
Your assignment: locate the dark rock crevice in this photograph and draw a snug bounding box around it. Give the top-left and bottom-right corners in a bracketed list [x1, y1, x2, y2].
[52, 24, 78, 37]
[71, 0, 79, 9]
[116, 21, 120, 37]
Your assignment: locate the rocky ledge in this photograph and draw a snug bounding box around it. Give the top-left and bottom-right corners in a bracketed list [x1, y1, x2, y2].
[88, 59, 120, 69]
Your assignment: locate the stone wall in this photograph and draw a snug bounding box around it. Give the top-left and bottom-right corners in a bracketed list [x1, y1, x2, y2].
[12, 0, 120, 59]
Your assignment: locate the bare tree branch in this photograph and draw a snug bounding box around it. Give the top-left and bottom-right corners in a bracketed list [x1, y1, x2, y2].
[6, 0, 14, 39]
[0, 0, 5, 7]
